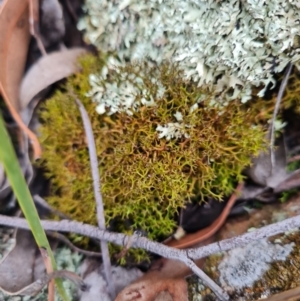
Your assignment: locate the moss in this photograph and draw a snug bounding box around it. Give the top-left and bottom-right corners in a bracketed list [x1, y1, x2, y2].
[38, 54, 270, 260]
[280, 189, 298, 203]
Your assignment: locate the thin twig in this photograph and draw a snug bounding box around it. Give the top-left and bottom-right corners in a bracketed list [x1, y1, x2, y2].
[35, 195, 103, 257]
[186, 258, 229, 300]
[46, 231, 102, 258]
[115, 231, 145, 260]
[74, 97, 116, 299]
[34, 195, 70, 220]
[258, 285, 300, 301]
[287, 155, 300, 163]
[269, 63, 293, 169]
[2, 214, 300, 299]
[64, 0, 78, 23]
[0, 81, 42, 159]
[29, 0, 47, 56]
[115, 233, 135, 260]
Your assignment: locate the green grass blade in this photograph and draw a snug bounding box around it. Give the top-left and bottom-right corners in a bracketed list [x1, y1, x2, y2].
[0, 114, 70, 301]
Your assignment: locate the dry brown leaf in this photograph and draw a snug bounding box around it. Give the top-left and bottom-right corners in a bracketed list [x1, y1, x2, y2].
[19, 47, 87, 111]
[115, 258, 191, 301]
[0, 0, 31, 110]
[154, 291, 174, 301]
[115, 256, 208, 301]
[0, 0, 42, 159]
[116, 234, 213, 301]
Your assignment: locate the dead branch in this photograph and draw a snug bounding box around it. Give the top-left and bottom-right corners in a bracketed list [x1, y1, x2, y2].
[46, 231, 102, 258]
[74, 97, 116, 299]
[258, 285, 300, 301]
[2, 213, 300, 299]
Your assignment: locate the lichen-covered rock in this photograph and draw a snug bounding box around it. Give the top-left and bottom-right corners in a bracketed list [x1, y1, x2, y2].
[78, 0, 300, 102]
[218, 239, 295, 290]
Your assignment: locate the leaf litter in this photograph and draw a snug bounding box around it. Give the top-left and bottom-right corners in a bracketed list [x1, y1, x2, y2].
[0, 229, 46, 294]
[0, 0, 90, 299]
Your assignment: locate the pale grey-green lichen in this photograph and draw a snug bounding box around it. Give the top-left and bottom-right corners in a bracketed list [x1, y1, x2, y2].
[218, 239, 294, 290]
[156, 123, 191, 140]
[87, 57, 164, 116]
[86, 57, 197, 139]
[78, 0, 300, 102]
[87, 57, 196, 139]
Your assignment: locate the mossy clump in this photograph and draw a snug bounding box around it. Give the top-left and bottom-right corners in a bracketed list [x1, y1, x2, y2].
[39, 54, 268, 246]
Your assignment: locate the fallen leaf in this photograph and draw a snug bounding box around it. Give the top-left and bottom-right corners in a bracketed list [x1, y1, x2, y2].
[274, 169, 300, 193]
[154, 291, 174, 301]
[238, 184, 268, 201]
[245, 136, 289, 188]
[0, 228, 85, 297]
[115, 241, 209, 301]
[0, 0, 42, 159]
[115, 258, 193, 301]
[117, 278, 188, 301]
[0, 229, 43, 293]
[19, 47, 87, 111]
[0, 0, 32, 110]
[166, 183, 244, 248]
[243, 134, 300, 199]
